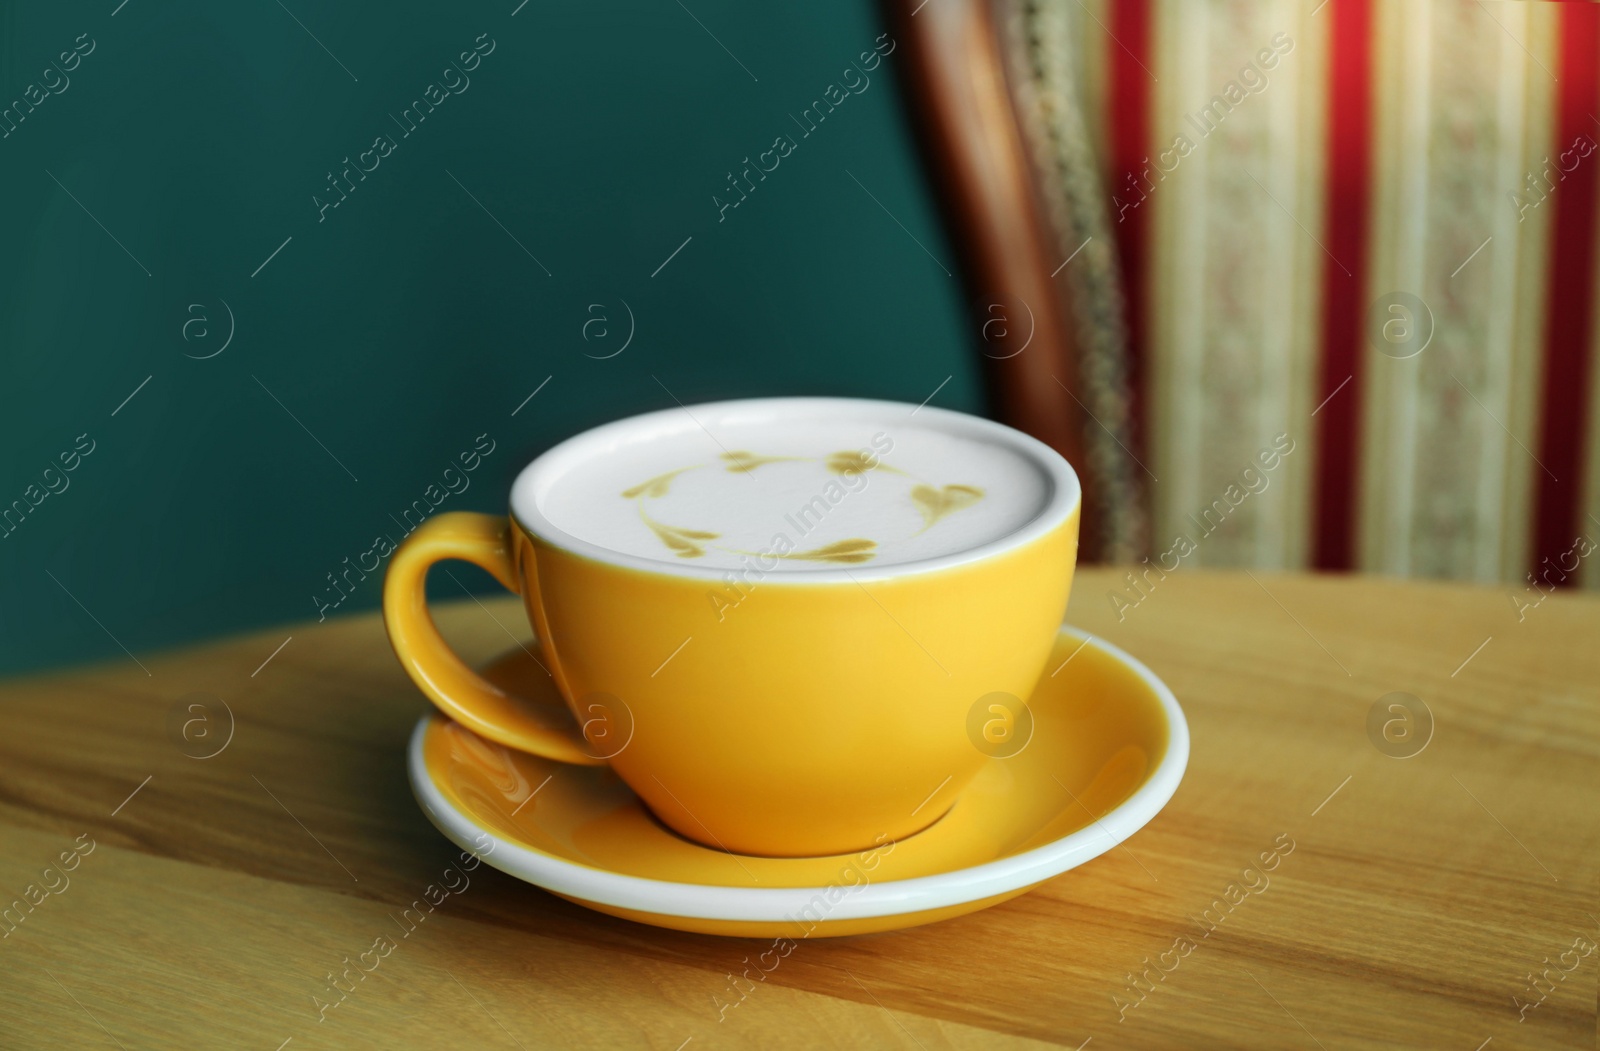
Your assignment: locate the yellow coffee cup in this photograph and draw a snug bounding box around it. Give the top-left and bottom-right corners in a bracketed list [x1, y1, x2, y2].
[384, 397, 1079, 857]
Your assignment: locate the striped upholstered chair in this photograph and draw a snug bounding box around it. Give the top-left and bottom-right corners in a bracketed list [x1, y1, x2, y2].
[891, 0, 1599, 591]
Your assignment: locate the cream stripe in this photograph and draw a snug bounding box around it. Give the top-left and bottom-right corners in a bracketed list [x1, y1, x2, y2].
[1357, 0, 1401, 575]
[1253, 0, 1315, 570]
[1484, 6, 1548, 582]
[1474, 4, 1528, 584]
[1254, 11, 1294, 569]
[1465, 10, 1523, 582]
[1358, 0, 1432, 576]
[1387, 0, 1431, 579]
[1504, 6, 1559, 584]
[1146, 0, 1206, 557]
[1280, 1, 1328, 571]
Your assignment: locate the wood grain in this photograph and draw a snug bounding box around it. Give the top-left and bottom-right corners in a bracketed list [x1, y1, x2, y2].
[0, 570, 1595, 1049]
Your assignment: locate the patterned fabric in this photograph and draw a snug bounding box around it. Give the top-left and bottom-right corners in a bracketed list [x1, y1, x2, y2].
[1007, 0, 1600, 588]
[1003, 0, 1148, 564]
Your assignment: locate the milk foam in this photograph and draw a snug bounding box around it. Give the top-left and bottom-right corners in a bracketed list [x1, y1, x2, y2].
[535, 412, 1052, 571]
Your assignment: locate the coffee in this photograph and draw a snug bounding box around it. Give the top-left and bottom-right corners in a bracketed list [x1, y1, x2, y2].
[534, 408, 1052, 571]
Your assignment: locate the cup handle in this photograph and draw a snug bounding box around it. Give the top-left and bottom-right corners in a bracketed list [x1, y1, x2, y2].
[382, 511, 603, 765]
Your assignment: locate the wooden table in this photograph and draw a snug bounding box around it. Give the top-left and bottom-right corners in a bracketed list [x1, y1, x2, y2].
[1, 570, 1595, 1050]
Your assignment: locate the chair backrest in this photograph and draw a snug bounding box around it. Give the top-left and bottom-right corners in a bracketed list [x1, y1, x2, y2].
[888, 0, 1146, 565]
[894, 0, 1600, 590]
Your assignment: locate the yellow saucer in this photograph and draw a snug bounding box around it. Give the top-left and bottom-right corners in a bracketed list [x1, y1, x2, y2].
[408, 626, 1188, 938]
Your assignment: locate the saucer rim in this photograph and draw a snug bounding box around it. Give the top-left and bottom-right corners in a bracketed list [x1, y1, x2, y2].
[407, 626, 1189, 923]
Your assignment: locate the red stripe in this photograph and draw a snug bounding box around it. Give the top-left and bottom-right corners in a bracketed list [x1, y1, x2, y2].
[1311, 0, 1374, 571]
[1532, 2, 1600, 586]
[1106, 0, 1152, 474]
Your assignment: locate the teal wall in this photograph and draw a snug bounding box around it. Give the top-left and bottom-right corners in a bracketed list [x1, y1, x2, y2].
[0, 0, 982, 675]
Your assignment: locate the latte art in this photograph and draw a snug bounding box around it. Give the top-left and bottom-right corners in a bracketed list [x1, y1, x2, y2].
[621, 445, 985, 564]
[535, 414, 1052, 571]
